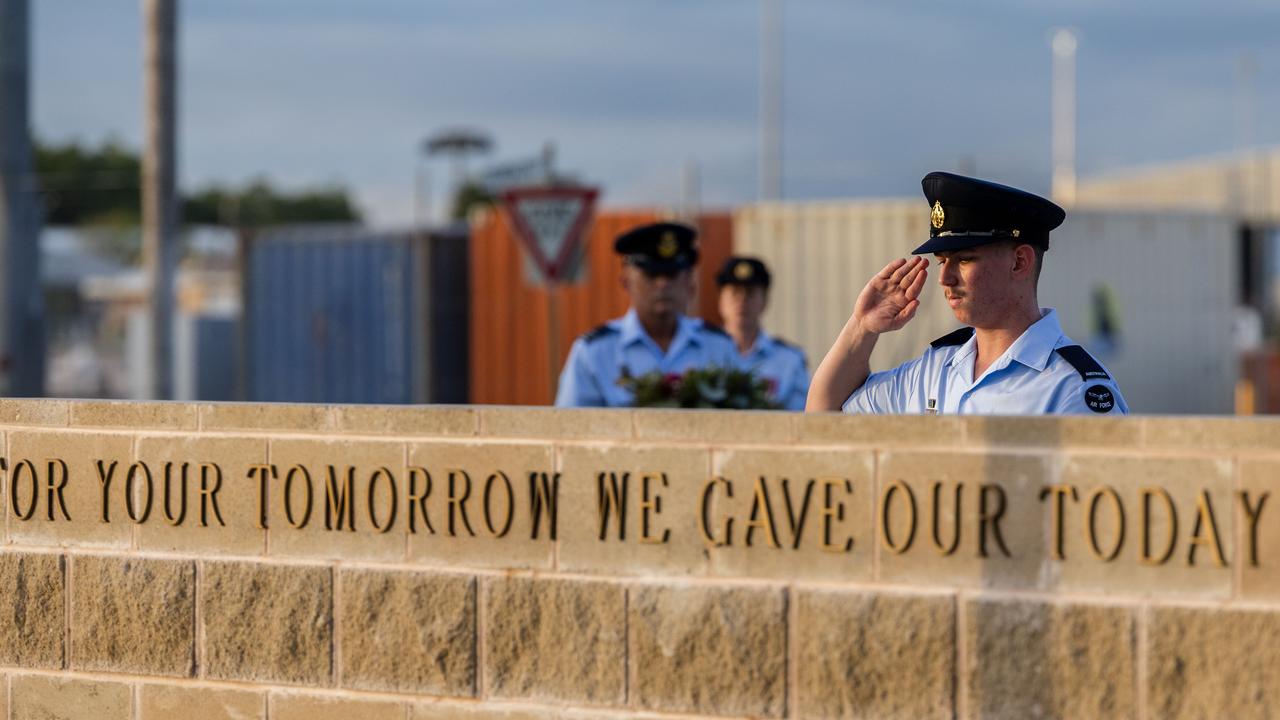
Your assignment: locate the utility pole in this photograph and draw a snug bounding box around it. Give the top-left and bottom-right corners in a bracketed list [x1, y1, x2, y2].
[0, 0, 44, 396]
[759, 0, 782, 201]
[143, 0, 177, 399]
[1050, 28, 1078, 207]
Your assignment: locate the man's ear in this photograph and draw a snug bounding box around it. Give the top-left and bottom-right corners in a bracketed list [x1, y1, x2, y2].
[1012, 243, 1036, 277]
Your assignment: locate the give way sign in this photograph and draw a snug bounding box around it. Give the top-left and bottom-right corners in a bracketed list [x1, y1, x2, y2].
[499, 186, 599, 283]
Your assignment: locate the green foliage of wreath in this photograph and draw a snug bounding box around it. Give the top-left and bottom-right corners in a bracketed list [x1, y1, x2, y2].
[618, 366, 780, 410]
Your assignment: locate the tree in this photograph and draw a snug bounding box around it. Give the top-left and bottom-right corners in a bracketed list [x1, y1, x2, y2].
[33, 139, 363, 227]
[35, 139, 140, 225]
[183, 179, 361, 226]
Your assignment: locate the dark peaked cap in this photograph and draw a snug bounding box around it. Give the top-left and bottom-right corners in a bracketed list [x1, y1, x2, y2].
[614, 222, 699, 272]
[715, 256, 771, 288]
[912, 171, 1065, 255]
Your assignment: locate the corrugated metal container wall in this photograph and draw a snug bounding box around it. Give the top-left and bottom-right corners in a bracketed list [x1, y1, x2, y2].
[1040, 211, 1238, 414]
[469, 209, 733, 405]
[734, 200, 950, 371]
[245, 225, 469, 404]
[735, 202, 1239, 414]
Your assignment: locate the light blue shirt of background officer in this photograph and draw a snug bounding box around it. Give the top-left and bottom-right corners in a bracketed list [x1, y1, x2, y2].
[555, 222, 740, 408]
[715, 255, 810, 410]
[807, 171, 1128, 416]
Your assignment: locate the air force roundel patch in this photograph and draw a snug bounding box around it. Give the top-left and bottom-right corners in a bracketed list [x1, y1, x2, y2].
[1085, 384, 1115, 414]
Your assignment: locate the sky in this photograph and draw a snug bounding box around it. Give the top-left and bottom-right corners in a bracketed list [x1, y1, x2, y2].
[31, 0, 1280, 228]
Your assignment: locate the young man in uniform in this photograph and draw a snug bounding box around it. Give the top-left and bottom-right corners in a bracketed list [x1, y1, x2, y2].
[555, 222, 740, 407]
[807, 171, 1128, 415]
[715, 255, 809, 410]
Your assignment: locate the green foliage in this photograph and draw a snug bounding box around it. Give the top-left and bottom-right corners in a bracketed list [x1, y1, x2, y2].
[35, 138, 141, 225]
[184, 179, 362, 227]
[34, 139, 362, 227]
[619, 366, 781, 410]
[451, 180, 493, 220]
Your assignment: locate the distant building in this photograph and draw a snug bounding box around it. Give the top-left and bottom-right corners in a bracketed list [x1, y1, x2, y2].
[1076, 148, 1280, 223]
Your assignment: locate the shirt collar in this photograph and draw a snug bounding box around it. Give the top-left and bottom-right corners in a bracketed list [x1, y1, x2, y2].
[620, 308, 701, 353]
[745, 329, 772, 359]
[947, 308, 1063, 373]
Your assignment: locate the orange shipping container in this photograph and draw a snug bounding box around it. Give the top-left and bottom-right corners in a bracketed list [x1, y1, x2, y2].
[469, 208, 733, 405]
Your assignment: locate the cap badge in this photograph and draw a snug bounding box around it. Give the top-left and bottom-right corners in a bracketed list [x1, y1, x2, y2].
[657, 232, 678, 258]
[734, 261, 753, 280]
[931, 201, 946, 229]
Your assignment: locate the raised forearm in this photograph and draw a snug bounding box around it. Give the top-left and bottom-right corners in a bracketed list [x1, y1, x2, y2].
[805, 320, 879, 412]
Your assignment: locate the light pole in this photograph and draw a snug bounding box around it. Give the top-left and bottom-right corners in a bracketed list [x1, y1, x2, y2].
[1051, 28, 1077, 208]
[425, 128, 492, 221]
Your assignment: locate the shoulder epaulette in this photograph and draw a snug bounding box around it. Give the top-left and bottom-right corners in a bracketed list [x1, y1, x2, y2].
[700, 322, 731, 338]
[929, 327, 974, 348]
[771, 336, 801, 351]
[1054, 345, 1110, 381]
[582, 323, 618, 343]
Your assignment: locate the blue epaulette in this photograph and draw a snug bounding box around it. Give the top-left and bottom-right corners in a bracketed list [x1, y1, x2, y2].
[700, 322, 731, 339]
[582, 323, 618, 344]
[1054, 345, 1110, 381]
[930, 327, 975, 348]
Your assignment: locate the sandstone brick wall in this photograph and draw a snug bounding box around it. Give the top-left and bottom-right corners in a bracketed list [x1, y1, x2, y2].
[0, 400, 1277, 719]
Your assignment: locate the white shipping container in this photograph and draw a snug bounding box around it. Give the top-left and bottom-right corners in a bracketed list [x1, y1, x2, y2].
[735, 202, 1239, 414]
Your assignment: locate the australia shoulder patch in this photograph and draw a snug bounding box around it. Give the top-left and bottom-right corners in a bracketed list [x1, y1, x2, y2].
[1084, 384, 1116, 414]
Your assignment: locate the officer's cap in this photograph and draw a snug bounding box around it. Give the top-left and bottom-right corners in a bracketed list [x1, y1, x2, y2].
[911, 171, 1065, 255]
[614, 222, 699, 273]
[715, 255, 771, 289]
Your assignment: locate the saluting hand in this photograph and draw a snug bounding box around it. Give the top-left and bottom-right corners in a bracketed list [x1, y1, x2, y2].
[853, 257, 929, 335]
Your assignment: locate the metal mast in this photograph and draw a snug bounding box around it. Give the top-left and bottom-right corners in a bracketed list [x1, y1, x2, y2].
[0, 0, 44, 396]
[1051, 28, 1078, 207]
[143, 0, 178, 399]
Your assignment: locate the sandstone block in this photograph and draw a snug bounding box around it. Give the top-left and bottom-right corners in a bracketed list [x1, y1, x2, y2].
[139, 685, 264, 720]
[477, 406, 631, 440]
[0, 399, 69, 426]
[405, 441, 556, 570]
[797, 589, 954, 719]
[334, 404, 477, 436]
[0, 552, 64, 668]
[339, 568, 475, 694]
[630, 584, 787, 717]
[1148, 605, 1280, 719]
[269, 693, 403, 720]
[964, 415, 1142, 449]
[1142, 416, 1280, 452]
[412, 702, 607, 719]
[70, 400, 197, 430]
[135, 435, 268, 556]
[71, 556, 194, 676]
[707, 447, 875, 581]
[557, 445, 711, 576]
[795, 413, 968, 447]
[11, 675, 131, 720]
[632, 408, 794, 444]
[6, 430, 134, 547]
[876, 451, 1049, 591]
[201, 562, 332, 685]
[1238, 459, 1280, 600]
[1048, 455, 1233, 598]
[265, 438, 407, 562]
[198, 402, 332, 432]
[484, 576, 625, 704]
[963, 596, 1135, 719]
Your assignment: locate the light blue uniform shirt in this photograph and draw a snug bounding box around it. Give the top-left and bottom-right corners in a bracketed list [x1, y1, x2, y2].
[843, 308, 1129, 416]
[741, 330, 810, 411]
[555, 309, 742, 408]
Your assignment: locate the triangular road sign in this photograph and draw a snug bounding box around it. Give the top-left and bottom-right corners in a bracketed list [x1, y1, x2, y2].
[500, 186, 599, 283]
